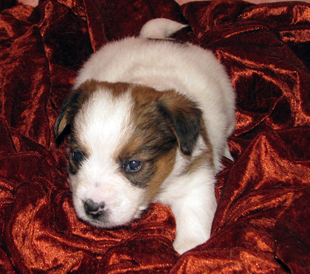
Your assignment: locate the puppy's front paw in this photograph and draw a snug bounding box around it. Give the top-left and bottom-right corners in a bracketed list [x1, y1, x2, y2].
[173, 236, 205, 254]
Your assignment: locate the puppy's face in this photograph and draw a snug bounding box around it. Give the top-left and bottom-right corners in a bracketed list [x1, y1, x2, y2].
[55, 80, 202, 228]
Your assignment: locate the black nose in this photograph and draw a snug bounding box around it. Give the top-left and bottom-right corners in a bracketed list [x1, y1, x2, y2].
[84, 199, 105, 218]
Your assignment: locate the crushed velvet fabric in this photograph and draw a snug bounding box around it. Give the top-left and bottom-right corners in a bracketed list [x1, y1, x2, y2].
[1, 0, 310, 272]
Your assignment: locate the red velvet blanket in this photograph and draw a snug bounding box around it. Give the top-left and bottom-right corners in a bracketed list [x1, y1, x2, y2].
[1, 0, 310, 272]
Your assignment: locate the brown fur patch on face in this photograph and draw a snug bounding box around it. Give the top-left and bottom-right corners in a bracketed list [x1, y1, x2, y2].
[118, 85, 178, 194]
[119, 84, 212, 202]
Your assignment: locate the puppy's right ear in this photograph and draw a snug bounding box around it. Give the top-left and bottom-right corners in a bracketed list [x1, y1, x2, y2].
[54, 90, 81, 139]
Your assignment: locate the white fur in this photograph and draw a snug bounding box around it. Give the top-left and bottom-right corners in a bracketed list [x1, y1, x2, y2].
[70, 19, 235, 254]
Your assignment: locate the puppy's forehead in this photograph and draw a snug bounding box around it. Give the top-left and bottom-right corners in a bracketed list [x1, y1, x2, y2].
[73, 81, 135, 152]
[76, 81, 133, 124]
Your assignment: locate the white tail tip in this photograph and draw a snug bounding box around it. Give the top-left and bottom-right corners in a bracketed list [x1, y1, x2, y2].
[140, 18, 187, 39]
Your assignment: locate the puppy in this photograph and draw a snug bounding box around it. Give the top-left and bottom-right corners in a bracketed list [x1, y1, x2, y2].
[55, 18, 235, 254]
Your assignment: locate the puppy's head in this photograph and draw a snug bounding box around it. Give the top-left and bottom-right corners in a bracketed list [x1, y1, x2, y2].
[55, 80, 203, 228]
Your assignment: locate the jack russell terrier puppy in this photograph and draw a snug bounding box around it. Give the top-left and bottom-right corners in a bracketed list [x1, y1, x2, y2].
[55, 18, 235, 254]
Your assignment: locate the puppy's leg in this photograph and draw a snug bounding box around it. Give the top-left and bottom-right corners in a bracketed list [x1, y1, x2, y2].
[171, 174, 217, 254]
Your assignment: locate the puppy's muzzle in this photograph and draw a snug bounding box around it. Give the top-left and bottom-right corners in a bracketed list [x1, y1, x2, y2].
[84, 199, 106, 219]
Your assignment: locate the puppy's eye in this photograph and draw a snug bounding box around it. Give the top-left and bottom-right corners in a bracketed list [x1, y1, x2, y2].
[72, 151, 84, 165]
[125, 160, 143, 173]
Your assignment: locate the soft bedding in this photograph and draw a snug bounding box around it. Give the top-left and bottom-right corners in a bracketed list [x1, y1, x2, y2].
[1, 0, 310, 273]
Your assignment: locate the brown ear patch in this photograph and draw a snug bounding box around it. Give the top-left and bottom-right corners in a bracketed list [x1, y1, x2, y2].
[157, 90, 203, 156]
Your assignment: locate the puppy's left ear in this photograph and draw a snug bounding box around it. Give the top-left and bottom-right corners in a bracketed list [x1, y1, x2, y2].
[158, 91, 202, 156]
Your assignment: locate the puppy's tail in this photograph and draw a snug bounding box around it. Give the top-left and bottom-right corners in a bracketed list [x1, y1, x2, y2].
[140, 18, 187, 39]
